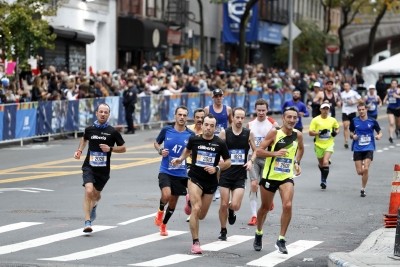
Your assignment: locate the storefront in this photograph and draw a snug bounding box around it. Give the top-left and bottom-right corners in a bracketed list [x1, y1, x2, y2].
[42, 26, 95, 73]
[118, 17, 168, 69]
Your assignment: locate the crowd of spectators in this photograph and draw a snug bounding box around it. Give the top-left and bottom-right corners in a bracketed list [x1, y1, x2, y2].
[0, 57, 374, 106]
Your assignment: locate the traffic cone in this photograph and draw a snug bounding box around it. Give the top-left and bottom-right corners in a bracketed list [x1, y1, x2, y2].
[384, 164, 400, 228]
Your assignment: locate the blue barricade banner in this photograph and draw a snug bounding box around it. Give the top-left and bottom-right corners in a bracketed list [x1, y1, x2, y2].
[222, 0, 259, 43]
[272, 92, 282, 112]
[0, 108, 3, 141]
[248, 91, 260, 114]
[36, 101, 53, 135]
[168, 94, 181, 121]
[15, 108, 36, 138]
[187, 93, 201, 118]
[65, 100, 79, 132]
[2, 105, 17, 140]
[139, 96, 151, 124]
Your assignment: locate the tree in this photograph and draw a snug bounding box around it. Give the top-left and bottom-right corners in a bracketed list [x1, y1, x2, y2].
[274, 20, 334, 72]
[0, 0, 57, 70]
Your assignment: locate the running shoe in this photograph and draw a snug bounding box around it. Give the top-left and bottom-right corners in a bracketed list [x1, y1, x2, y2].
[213, 188, 221, 201]
[320, 178, 327, 189]
[218, 228, 227, 241]
[344, 143, 349, 149]
[90, 205, 97, 222]
[83, 220, 92, 233]
[184, 194, 191, 215]
[247, 216, 257, 226]
[191, 241, 202, 254]
[253, 233, 263, 251]
[154, 210, 164, 226]
[160, 223, 168, 236]
[228, 208, 236, 225]
[389, 137, 394, 144]
[186, 215, 191, 222]
[360, 189, 366, 197]
[275, 239, 288, 254]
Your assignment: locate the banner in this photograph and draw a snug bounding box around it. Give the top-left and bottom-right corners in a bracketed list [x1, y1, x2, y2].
[2, 105, 17, 140]
[15, 108, 36, 138]
[65, 100, 79, 132]
[36, 101, 53, 135]
[222, 0, 259, 43]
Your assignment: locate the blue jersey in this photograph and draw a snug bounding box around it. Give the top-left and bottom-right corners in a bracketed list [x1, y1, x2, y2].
[350, 117, 381, 152]
[209, 105, 229, 134]
[365, 95, 379, 117]
[156, 125, 194, 177]
[387, 88, 400, 109]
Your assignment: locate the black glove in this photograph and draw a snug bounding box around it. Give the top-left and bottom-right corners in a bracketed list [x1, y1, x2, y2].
[319, 129, 328, 135]
[331, 128, 337, 137]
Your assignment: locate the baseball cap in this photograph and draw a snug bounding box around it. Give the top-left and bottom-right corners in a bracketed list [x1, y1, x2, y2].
[313, 82, 321, 87]
[325, 79, 334, 85]
[213, 88, 223, 96]
[368, 84, 376, 89]
[320, 103, 330, 109]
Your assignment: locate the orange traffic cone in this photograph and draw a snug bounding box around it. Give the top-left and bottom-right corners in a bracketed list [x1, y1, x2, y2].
[384, 164, 400, 228]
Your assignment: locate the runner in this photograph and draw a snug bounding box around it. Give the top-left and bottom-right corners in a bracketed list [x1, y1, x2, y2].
[171, 113, 231, 254]
[217, 107, 256, 241]
[74, 103, 126, 233]
[253, 106, 304, 254]
[153, 106, 194, 236]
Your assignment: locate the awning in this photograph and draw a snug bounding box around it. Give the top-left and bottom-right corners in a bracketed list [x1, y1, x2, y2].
[118, 17, 167, 50]
[49, 25, 95, 44]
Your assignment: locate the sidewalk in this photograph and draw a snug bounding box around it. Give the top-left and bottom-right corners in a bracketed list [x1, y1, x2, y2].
[328, 228, 400, 267]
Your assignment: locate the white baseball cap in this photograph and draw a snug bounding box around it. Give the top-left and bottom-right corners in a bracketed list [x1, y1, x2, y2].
[313, 82, 321, 87]
[320, 103, 330, 109]
[368, 84, 376, 89]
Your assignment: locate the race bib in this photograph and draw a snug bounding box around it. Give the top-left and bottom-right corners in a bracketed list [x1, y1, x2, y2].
[319, 130, 331, 140]
[255, 137, 263, 147]
[274, 157, 292, 173]
[89, 151, 107, 167]
[389, 97, 396, 104]
[196, 151, 217, 167]
[168, 156, 186, 170]
[359, 135, 371, 146]
[368, 103, 376, 111]
[230, 149, 245, 165]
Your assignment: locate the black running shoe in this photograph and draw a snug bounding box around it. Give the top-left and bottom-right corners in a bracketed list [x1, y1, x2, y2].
[218, 229, 227, 241]
[275, 239, 288, 254]
[360, 190, 366, 197]
[228, 208, 236, 225]
[389, 137, 393, 144]
[253, 233, 263, 251]
[344, 143, 349, 149]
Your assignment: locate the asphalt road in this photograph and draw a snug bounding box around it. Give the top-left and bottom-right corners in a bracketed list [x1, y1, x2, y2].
[0, 109, 399, 267]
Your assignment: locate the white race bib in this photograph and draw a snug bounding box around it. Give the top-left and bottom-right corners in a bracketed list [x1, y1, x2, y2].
[89, 151, 107, 167]
[274, 157, 292, 173]
[359, 135, 371, 146]
[196, 151, 216, 167]
[168, 156, 186, 170]
[230, 149, 245, 165]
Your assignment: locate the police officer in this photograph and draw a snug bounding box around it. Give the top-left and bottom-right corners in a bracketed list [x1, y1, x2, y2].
[123, 79, 138, 134]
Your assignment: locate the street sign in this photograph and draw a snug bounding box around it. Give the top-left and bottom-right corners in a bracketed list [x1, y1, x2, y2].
[281, 22, 301, 40]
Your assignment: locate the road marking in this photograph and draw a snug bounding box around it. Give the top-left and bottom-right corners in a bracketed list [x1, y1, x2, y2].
[0, 187, 54, 193]
[246, 240, 323, 267]
[38, 230, 187, 261]
[118, 213, 156, 225]
[0, 225, 115, 255]
[129, 254, 201, 266]
[18, 189, 39, 193]
[0, 222, 43, 234]
[201, 235, 254, 251]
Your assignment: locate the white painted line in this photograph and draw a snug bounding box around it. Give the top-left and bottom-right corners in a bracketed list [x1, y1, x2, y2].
[29, 188, 54, 191]
[389, 146, 395, 148]
[246, 240, 322, 267]
[0, 225, 115, 255]
[129, 254, 200, 266]
[0, 222, 43, 234]
[396, 143, 400, 146]
[39, 230, 187, 261]
[201, 235, 254, 251]
[383, 147, 389, 150]
[377, 150, 383, 153]
[19, 190, 39, 193]
[118, 213, 156, 225]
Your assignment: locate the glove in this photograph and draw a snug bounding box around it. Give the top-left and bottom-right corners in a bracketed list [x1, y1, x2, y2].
[319, 129, 328, 135]
[331, 128, 337, 137]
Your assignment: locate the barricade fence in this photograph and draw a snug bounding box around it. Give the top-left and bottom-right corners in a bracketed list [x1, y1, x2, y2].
[0, 91, 293, 144]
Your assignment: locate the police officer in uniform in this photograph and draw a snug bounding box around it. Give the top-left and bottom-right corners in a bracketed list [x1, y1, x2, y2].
[123, 79, 138, 134]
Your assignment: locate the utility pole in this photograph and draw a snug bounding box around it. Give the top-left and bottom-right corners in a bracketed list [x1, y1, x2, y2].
[288, 0, 293, 72]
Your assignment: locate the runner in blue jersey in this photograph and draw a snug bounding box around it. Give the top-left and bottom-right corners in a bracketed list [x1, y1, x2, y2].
[153, 106, 194, 236]
[364, 84, 382, 120]
[350, 103, 382, 197]
[382, 79, 400, 143]
[281, 89, 309, 132]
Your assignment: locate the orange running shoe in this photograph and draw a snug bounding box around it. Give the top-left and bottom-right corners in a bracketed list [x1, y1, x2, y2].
[247, 216, 257, 226]
[160, 223, 168, 236]
[154, 210, 164, 226]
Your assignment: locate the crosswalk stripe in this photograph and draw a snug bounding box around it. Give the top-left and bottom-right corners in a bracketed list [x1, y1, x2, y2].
[246, 240, 323, 267]
[0, 222, 43, 234]
[0, 225, 115, 255]
[38, 230, 188, 262]
[129, 254, 200, 266]
[19, 189, 39, 193]
[118, 213, 156, 226]
[201, 235, 254, 251]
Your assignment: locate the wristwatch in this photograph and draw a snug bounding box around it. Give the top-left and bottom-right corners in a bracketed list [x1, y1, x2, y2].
[158, 148, 163, 155]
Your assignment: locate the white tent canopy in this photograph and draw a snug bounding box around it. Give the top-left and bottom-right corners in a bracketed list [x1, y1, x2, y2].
[362, 53, 400, 87]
